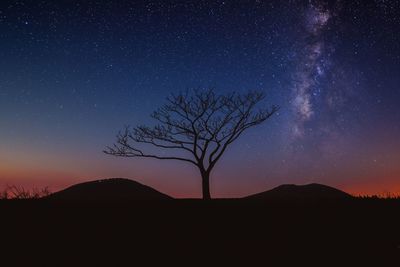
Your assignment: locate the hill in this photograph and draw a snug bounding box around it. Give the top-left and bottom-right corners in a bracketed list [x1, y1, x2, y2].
[245, 183, 353, 200]
[45, 178, 172, 202]
[3, 181, 400, 266]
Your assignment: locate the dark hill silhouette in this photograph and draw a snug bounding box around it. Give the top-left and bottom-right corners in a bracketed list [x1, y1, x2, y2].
[245, 183, 353, 200]
[3, 180, 400, 266]
[45, 178, 172, 202]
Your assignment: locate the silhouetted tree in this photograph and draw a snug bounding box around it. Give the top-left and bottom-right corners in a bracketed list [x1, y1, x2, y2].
[104, 89, 278, 199]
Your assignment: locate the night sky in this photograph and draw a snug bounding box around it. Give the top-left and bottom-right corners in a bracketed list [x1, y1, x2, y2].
[1, 0, 399, 197]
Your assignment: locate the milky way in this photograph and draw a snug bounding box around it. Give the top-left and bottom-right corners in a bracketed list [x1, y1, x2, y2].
[291, 2, 332, 140]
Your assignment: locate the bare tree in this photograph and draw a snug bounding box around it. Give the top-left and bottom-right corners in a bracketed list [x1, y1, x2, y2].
[104, 89, 278, 199]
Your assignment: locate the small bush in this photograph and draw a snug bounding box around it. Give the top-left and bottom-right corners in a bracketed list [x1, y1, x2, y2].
[0, 185, 51, 199]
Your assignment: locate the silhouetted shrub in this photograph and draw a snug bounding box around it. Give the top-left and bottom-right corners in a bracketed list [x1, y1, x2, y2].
[0, 185, 51, 199]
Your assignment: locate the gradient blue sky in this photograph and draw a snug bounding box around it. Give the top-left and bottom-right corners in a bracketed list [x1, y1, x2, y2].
[1, 0, 400, 197]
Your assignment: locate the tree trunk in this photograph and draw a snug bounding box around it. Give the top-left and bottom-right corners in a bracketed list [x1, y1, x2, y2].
[201, 171, 211, 200]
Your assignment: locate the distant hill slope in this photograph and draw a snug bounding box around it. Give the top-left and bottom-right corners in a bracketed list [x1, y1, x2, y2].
[46, 178, 172, 201]
[245, 183, 353, 200]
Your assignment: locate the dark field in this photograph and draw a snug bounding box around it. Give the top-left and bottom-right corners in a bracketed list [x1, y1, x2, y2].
[1, 198, 400, 266]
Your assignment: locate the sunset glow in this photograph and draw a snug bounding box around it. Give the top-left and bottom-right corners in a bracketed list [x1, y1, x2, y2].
[1, 0, 399, 198]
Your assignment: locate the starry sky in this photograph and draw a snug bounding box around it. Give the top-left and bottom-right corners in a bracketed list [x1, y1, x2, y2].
[1, 0, 399, 198]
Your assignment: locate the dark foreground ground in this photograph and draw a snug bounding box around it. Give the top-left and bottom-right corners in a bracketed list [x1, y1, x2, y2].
[1, 198, 400, 266]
